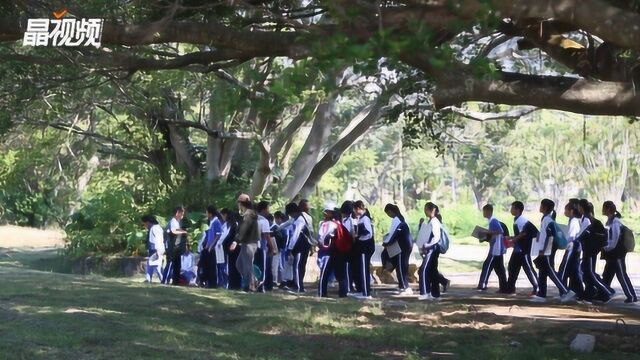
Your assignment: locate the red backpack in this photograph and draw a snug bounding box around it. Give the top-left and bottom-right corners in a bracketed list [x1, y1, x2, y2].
[333, 220, 353, 254]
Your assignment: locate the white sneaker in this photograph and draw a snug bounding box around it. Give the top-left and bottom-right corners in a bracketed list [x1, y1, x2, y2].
[561, 290, 577, 303]
[529, 295, 547, 303]
[346, 292, 358, 298]
[354, 294, 373, 301]
[418, 294, 434, 301]
[400, 288, 414, 296]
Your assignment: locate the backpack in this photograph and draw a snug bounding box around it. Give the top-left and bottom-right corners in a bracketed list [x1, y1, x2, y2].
[333, 221, 353, 254]
[438, 227, 451, 254]
[552, 222, 568, 250]
[621, 225, 636, 252]
[499, 222, 510, 237]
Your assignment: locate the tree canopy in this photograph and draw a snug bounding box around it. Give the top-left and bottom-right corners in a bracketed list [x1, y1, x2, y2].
[2, 0, 640, 115]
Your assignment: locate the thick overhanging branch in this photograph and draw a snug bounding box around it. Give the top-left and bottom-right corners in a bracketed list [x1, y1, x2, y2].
[433, 71, 640, 116]
[443, 105, 539, 121]
[158, 119, 259, 140]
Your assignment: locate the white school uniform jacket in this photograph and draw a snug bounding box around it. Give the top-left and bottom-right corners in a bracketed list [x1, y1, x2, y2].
[149, 224, 165, 255]
[355, 215, 373, 241]
[488, 217, 506, 256]
[567, 217, 581, 242]
[342, 217, 355, 234]
[214, 222, 230, 264]
[257, 215, 271, 249]
[514, 215, 528, 234]
[181, 252, 195, 273]
[169, 218, 181, 233]
[579, 216, 591, 236]
[604, 217, 622, 252]
[384, 217, 401, 244]
[420, 217, 441, 249]
[317, 220, 338, 247]
[532, 215, 554, 257]
[288, 215, 309, 250]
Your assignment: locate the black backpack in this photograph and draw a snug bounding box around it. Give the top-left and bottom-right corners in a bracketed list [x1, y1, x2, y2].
[499, 221, 510, 237]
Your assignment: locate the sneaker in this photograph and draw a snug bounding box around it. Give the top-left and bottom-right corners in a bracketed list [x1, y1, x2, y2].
[354, 294, 373, 301]
[346, 292, 358, 298]
[476, 287, 487, 292]
[399, 287, 414, 296]
[529, 296, 547, 303]
[442, 279, 451, 293]
[561, 290, 577, 303]
[418, 294, 434, 301]
[624, 298, 637, 304]
[529, 290, 537, 297]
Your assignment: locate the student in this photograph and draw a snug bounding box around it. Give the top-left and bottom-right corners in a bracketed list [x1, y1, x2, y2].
[142, 215, 165, 283]
[317, 205, 338, 297]
[601, 201, 637, 303]
[383, 204, 413, 295]
[221, 209, 242, 290]
[577, 199, 612, 303]
[340, 201, 357, 294]
[351, 200, 375, 300]
[230, 194, 259, 292]
[215, 209, 231, 289]
[255, 201, 276, 292]
[558, 200, 584, 299]
[286, 202, 312, 293]
[504, 201, 539, 296]
[530, 199, 574, 302]
[273, 211, 292, 289]
[266, 213, 280, 291]
[164, 206, 188, 285]
[200, 206, 222, 288]
[180, 243, 197, 286]
[417, 219, 451, 293]
[476, 204, 508, 293]
[418, 202, 443, 300]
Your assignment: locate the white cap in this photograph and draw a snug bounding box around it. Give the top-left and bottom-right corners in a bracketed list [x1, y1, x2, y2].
[323, 202, 336, 213]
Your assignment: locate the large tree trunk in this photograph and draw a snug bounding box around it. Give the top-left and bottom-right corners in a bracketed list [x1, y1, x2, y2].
[206, 95, 224, 181]
[282, 96, 337, 200]
[250, 143, 273, 198]
[298, 100, 384, 197]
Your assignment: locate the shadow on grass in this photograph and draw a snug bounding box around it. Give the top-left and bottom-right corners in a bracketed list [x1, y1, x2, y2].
[0, 248, 73, 274]
[2, 263, 640, 360]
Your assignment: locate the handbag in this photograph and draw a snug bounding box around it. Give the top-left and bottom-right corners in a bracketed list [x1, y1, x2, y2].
[386, 241, 402, 258]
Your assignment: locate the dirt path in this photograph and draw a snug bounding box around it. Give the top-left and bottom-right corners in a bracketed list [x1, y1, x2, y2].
[0, 225, 65, 249]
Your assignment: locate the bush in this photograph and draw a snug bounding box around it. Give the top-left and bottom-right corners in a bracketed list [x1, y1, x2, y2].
[65, 188, 146, 257]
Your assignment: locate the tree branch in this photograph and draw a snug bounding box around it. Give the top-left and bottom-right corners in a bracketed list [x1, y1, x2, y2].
[433, 71, 640, 116]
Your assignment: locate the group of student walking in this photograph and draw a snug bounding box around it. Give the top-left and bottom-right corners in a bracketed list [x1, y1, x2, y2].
[140, 194, 637, 304]
[477, 198, 637, 304]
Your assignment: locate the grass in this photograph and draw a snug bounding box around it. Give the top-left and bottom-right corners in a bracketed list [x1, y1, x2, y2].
[2, 250, 640, 359]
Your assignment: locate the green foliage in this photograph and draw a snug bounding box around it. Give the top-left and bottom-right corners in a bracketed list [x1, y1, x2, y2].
[0, 134, 69, 227]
